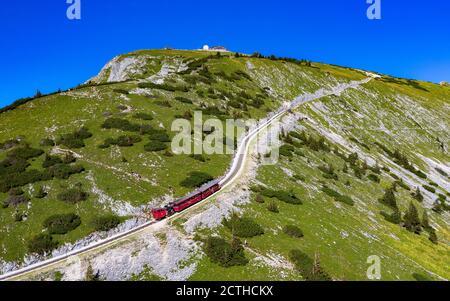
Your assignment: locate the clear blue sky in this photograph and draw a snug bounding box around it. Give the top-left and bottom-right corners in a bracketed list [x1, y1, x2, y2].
[1, 0, 449, 107]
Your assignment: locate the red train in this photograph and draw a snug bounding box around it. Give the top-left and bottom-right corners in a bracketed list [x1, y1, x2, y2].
[151, 181, 221, 220]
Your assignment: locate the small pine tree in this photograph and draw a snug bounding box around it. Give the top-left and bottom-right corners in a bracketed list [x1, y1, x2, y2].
[85, 264, 100, 281]
[34, 90, 43, 98]
[342, 163, 348, 173]
[403, 202, 422, 234]
[379, 188, 398, 209]
[412, 187, 424, 203]
[428, 230, 438, 245]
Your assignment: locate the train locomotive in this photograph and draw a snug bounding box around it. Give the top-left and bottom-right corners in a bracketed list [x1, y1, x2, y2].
[151, 180, 221, 220]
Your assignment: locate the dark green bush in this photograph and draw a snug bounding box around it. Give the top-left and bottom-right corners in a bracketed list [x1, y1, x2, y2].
[203, 236, 248, 267]
[144, 141, 167, 152]
[180, 171, 213, 188]
[27, 233, 58, 255]
[43, 213, 81, 234]
[0, 169, 52, 193]
[148, 132, 170, 142]
[91, 215, 121, 232]
[283, 225, 304, 238]
[48, 164, 84, 179]
[113, 89, 129, 95]
[137, 82, 189, 92]
[367, 173, 380, 183]
[279, 144, 295, 157]
[8, 146, 44, 160]
[42, 154, 63, 168]
[100, 135, 142, 148]
[321, 186, 354, 206]
[260, 188, 302, 205]
[423, 185, 436, 193]
[57, 127, 93, 149]
[57, 188, 88, 204]
[40, 138, 55, 147]
[223, 214, 264, 238]
[289, 249, 331, 281]
[133, 113, 153, 121]
[101, 118, 141, 132]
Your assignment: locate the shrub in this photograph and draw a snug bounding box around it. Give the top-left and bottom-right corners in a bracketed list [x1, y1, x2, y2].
[403, 202, 422, 234]
[3, 194, 30, 208]
[378, 187, 398, 209]
[267, 201, 279, 213]
[422, 185, 436, 193]
[283, 225, 304, 238]
[288, 249, 313, 276]
[57, 127, 93, 149]
[133, 113, 153, 121]
[148, 132, 170, 142]
[260, 188, 302, 205]
[381, 209, 402, 225]
[203, 236, 248, 267]
[321, 186, 354, 206]
[367, 173, 380, 183]
[27, 234, 58, 255]
[279, 144, 295, 157]
[0, 169, 52, 193]
[223, 214, 264, 238]
[57, 188, 88, 204]
[43, 213, 81, 235]
[40, 138, 55, 147]
[289, 250, 331, 281]
[42, 154, 63, 168]
[113, 88, 129, 95]
[100, 135, 142, 148]
[411, 187, 424, 202]
[180, 171, 213, 188]
[34, 186, 47, 199]
[8, 146, 44, 160]
[91, 215, 121, 232]
[137, 82, 189, 92]
[48, 163, 84, 179]
[144, 141, 167, 152]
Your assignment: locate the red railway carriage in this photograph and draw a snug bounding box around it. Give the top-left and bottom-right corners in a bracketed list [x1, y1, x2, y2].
[150, 182, 221, 220]
[201, 183, 220, 199]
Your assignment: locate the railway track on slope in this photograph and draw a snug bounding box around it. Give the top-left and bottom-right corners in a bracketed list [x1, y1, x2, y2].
[0, 78, 371, 281]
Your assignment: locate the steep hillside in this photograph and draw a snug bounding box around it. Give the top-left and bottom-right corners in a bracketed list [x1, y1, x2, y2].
[0, 49, 448, 281]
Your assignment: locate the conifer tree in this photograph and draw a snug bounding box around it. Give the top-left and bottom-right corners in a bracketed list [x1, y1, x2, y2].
[412, 187, 424, 203]
[403, 202, 422, 234]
